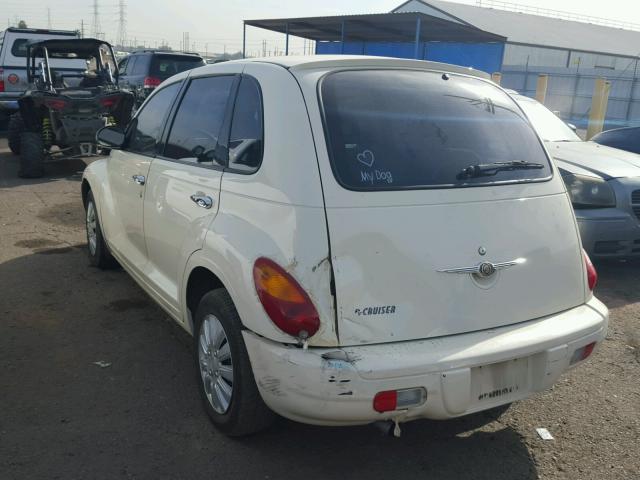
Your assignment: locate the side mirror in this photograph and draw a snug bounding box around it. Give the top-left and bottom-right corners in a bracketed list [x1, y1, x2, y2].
[567, 123, 577, 133]
[96, 126, 126, 149]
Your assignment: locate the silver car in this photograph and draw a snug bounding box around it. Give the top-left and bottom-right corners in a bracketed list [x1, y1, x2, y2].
[512, 93, 640, 259]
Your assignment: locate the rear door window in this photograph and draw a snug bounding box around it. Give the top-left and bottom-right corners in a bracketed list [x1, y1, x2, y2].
[320, 70, 552, 190]
[164, 75, 235, 166]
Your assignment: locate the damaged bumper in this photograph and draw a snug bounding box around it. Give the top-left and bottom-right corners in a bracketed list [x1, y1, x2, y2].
[243, 297, 608, 426]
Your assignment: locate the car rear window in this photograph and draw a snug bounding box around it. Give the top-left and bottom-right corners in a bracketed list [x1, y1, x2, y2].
[11, 38, 29, 57]
[150, 55, 205, 79]
[320, 69, 552, 190]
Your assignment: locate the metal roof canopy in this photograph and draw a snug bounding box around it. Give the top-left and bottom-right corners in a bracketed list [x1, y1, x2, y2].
[242, 12, 505, 57]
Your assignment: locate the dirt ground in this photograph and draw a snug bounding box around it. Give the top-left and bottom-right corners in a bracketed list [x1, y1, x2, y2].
[0, 136, 638, 480]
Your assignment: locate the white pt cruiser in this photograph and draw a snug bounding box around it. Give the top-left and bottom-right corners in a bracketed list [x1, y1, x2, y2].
[84, 56, 608, 436]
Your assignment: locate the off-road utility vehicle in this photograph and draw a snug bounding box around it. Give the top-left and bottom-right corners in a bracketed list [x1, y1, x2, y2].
[11, 38, 134, 178]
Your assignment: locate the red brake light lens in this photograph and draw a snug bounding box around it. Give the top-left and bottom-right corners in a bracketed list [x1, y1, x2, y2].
[143, 76, 161, 88]
[100, 96, 121, 108]
[583, 249, 597, 290]
[373, 391, 398, 413]
[253, 257, 320, 339]
[44, 98, 68, 111]
[0, 68, 4, 92]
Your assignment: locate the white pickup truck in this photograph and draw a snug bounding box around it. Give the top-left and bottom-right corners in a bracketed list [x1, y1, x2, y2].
[0, 27, 83, 124]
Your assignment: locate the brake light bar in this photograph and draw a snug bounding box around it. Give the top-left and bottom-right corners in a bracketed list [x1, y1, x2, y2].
[143, 76, 161, 88]
[100, 96, 121, 108]
[44, 98, 68, 111]
[0, 68, 4, 92]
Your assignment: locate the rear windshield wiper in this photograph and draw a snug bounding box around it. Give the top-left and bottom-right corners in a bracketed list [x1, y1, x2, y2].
[457, 161, 545, 179]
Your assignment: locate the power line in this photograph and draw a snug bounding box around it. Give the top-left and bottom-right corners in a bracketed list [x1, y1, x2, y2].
[116, 0, 126, 47]
[91, 0, 101, 39]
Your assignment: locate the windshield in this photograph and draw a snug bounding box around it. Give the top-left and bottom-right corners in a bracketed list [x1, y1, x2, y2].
[515, 96, 580, 142]
[320, 69, 552, 191]
[150, 55, 205, 79]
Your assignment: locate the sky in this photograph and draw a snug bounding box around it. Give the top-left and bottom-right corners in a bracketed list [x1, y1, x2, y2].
[3, 0, 640, 56]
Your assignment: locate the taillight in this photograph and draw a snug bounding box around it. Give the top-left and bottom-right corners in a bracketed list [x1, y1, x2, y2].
[100, 96, 121, 108]
[0, 67, 4, 92]
[253, 257, 320, 339]
[570, 341, 596, 365]
[583, 249, 597, 290]
[143, 76, 161, 88]
[44, 98, 68, 111]
[373, 388, 427, 413]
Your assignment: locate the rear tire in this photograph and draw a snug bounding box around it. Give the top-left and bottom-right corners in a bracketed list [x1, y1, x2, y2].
[194, 289, 276, 436]
[85, 191, 118, 269]
[8, 113, 24, 155]
[18, 131, 45, 178]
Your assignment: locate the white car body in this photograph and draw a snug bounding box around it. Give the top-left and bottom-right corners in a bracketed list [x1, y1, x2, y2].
[83, 56, 608, 428]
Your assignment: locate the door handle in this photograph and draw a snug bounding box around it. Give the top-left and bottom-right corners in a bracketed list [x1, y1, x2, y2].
[190, 193, 214, 209]
[132, 175, 145, 185]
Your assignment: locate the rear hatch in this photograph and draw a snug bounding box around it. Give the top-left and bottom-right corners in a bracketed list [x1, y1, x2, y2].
[309, 68, 586, 346]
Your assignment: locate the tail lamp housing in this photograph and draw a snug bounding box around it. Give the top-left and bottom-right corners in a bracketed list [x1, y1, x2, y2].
[253, 257, 320, 340]
[0, 68, 4, 92]
[583, 249, 597, 291]
[44, 98, 68, 111]
[143, 76, 161, 88]
[373, 388, 427, 413]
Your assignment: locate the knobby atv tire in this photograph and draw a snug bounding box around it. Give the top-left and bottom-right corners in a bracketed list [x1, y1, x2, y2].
[195, 289, 276, 436]
[8, 113, 24, 155]
[18, 132, 45, 178]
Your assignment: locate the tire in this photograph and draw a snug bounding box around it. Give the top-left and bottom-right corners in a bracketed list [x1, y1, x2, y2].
[194, 289, 276, 436]
[85, 191, 118, 269]
[18, 131, 45, 178]
[8, 113, 24, 155]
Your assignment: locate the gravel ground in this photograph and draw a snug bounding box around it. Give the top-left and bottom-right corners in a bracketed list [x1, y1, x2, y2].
[0, 136, 638, 480]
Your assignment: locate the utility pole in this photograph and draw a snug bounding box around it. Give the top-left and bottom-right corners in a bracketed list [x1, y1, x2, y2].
[47, 7, 52, 29]
[80, 19, 85, 38]
[91, 0, 101, 39]
[116, 0, 127, 48]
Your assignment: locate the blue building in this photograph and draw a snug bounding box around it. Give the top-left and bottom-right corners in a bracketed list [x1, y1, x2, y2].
[244, 0, 640, 127]
[244, 10, 506, 75]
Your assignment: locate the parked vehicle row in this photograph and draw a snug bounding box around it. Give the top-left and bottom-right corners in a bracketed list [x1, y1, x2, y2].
[117, 50, 205, 107]
[509, 92, 640, 259]
[7, 38, 134, 177]
[84, 56, 608, 436]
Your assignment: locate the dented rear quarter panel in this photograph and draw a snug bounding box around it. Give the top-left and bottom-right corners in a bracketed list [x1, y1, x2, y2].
[189, 61, 338, 346]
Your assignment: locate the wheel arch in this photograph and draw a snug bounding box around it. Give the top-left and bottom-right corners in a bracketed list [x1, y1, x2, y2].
[183, 264, 230, 335]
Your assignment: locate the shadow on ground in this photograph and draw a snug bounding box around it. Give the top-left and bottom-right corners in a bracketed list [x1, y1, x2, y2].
[0, 246, 538, 480]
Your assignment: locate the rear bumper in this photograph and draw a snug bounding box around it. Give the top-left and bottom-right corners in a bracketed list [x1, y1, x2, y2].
[576, 208, 640, 258]
[0, 93, 21, 112]
[243, 297, 608, 426]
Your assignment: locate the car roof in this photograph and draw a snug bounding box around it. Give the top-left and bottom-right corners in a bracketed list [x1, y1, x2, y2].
[237, 55, 490, 79]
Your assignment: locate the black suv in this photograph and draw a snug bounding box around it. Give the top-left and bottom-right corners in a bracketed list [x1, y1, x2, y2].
[117, 50, 205, 106]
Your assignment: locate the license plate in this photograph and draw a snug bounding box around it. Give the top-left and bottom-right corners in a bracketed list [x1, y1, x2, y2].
[470, 357, 529, 404]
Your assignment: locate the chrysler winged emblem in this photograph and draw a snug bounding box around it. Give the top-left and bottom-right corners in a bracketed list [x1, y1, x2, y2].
[437, 258, 526, 278]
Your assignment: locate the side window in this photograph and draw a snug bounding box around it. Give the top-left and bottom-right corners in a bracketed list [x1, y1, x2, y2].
[10, 39, 29, 57]
[228, 76, 263, 173]
[164, 75, 235, 166]
[131, 56, 147, 75]
[127, 82, 180, 156]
